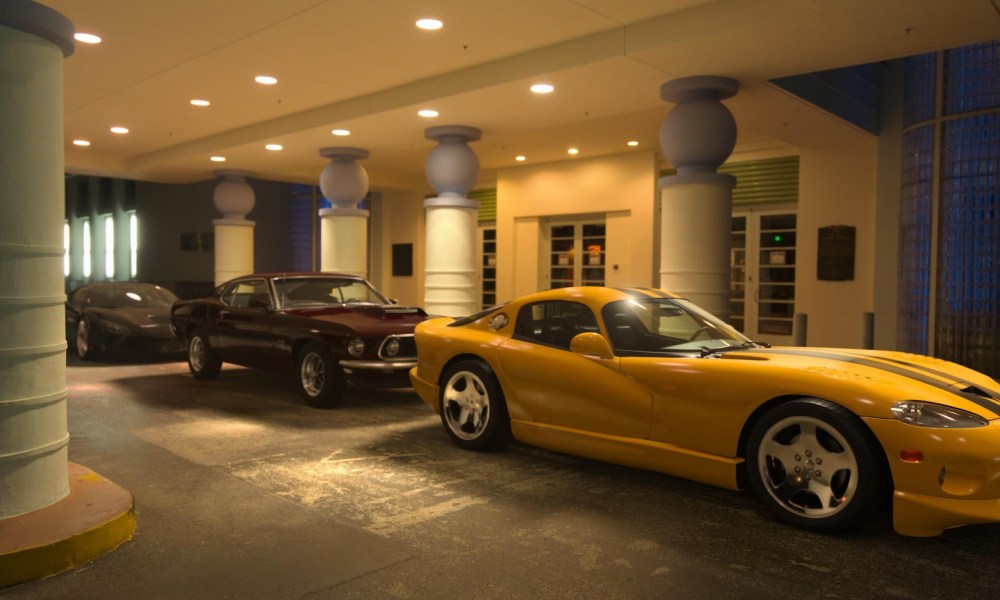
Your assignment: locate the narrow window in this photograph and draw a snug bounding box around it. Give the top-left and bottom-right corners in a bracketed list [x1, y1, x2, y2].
[104, 215, 115, 279]
[82, 218, 92, 278]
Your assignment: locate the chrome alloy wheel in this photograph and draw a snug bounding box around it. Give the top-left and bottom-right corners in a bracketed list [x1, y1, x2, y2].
[76, 320, 90, 357]
[443, 370, 491, 440]
[189, 335, 207, 372]
[300, 351, 326, 397]
[757, 415, 859, 518]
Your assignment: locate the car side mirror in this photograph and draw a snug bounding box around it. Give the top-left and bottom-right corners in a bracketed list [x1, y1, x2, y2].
[570, 332, 614, 360]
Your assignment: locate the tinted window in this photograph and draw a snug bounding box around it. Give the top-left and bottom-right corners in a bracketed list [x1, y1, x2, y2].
[601, 298, 748, 354]
[77, 284, 178, 308]
[513, 300, 599, 349]
[274, 277, 388, 308]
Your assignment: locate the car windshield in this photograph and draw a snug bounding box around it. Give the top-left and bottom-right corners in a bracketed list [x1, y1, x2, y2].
[601, 297, 750, 355]
[273, 277, 389, 308]
[81, 285, 178, 308]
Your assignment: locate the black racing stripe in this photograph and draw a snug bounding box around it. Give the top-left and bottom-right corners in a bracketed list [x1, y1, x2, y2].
[760, 348, 1000, 418]
[636, 287, 670, 298]
[620, 288, 657, 298]
[839, 351, 1000, 401]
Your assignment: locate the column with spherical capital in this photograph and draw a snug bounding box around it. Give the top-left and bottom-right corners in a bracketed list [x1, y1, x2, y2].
[423, 126, 481, 316]
[212, 170, 256, 285]
[0, 0, 75, 520]
[318, 147, 370, 277]
[658, 76, 739, 320]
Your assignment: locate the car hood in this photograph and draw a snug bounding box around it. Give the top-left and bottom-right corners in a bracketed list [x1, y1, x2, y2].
[86, 306, 173, 335]
[282, 304, 427, 335]
[731, 346, 1000, 419]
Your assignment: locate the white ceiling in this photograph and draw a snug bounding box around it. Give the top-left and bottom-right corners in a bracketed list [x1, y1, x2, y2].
[46, 0, 1000, 191]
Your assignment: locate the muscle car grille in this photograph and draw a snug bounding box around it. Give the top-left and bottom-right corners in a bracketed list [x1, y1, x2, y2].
[378, 334, 416, 360]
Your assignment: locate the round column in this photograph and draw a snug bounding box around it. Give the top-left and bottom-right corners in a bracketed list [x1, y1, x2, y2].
[0, 0, 74, 518]
[318, 147, 370, 277]
[423, 126, 481, 317]
[212, 170, 256, 285]
[658, 76, 739, 319]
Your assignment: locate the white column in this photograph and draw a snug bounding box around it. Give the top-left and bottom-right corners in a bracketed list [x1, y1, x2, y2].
[212, 170, 256, 285]
[658, 76, 739, 320]
[0, 0, 75, 518]
[318, 147, 369, 276]
[423, 126, 482, 317]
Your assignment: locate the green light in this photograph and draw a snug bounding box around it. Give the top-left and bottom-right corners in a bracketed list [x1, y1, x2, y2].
[773, 234, 783, 243]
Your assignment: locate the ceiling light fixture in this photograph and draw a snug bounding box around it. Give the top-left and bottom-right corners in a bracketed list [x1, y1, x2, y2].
[210, 156, 226, 162]
[567, 147, 579, 155]
[110, 126, 129, 134]
[255, 75, 278, 85]
[418, 109, 439, 118]
[73, 139, 91, 147]
[190, 99, 211, 107]
[331, 129, 351, 136]
[265, 143, 283, 151]
[530, 83, 555, 94]
[515, 156, 526, 162]
[627, 140, 639, 147]
[416, 18, 443, 30]
[74, 33, 102, 44]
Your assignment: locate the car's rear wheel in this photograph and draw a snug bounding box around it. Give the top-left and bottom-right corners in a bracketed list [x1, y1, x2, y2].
[75, 318, 97, 360]
[746, 398, 887, 532]
[297, 342, 345, 408]
[439, 359, 509, 451]
[188, 327, 222, 380]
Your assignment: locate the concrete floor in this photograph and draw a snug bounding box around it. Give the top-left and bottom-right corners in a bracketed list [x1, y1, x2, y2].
[4, 356, 999, 599]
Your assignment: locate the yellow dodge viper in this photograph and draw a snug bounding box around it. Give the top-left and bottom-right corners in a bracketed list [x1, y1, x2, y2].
[410, 287, 1000, 537]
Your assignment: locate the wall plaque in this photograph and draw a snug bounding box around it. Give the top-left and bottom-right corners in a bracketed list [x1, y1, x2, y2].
[817, 225, 855, 281]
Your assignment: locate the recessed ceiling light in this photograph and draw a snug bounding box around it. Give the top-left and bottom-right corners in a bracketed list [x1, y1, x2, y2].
[530, 83, 555, 94]
[567, 147, 579, 155]
[331, 129, 351, 136]
[627, 140, 639, 147]
[74, 33, 102, 44]
[416, 18, 443, 30]
[73, 139, 91, 147]
[110, 126, 129, 134]
[210, 156, 226, 162]
[255, 75, 278, 85]
[515, 155, 526, 162]
[190, 99, 211, 107]
[265, 143, 283, 151]
[418, 109, 439, 118]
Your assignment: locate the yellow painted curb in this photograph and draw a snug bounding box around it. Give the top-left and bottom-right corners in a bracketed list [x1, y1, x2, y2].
[0, 463, 135, 588]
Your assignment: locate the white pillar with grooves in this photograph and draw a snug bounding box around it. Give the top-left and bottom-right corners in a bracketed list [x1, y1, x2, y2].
[212, 170, 256, 285]
[318, 147, 369, 277]
[423, 126, 481, 317]
[0, 0, 75, 518]
[658, 76, 739, 320]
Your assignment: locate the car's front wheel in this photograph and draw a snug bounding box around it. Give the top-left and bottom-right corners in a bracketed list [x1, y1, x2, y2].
[297, 342, 346, 408]
[188, 327, 222, 380]
[439, 359, 509, 451]
[746, 398, 888, 532]
[75, 318, 98, 360]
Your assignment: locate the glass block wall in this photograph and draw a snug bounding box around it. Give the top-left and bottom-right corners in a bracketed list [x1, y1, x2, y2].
[898, 42, 1000, 377]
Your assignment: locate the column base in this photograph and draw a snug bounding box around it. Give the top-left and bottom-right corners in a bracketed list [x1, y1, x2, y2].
[0, 462, 135, 588]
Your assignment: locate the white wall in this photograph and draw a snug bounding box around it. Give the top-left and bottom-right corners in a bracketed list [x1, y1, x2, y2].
[372, 190, 425, 307]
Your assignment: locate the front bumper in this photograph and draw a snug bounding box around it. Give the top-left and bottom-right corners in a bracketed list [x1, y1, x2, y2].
[893, 491, 1000, 537]
[339, 359, 416, 388]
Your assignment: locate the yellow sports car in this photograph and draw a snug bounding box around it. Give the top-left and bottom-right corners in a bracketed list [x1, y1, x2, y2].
[410, 287, 1000, 537]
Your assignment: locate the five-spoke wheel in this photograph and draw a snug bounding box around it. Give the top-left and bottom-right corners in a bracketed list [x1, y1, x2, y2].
[746, 398, 887, 532]
[440, 359, 509, 450]
[187, 327, 222, 380]
[297, 342, 345, 408]
[75, 319, 96, 360]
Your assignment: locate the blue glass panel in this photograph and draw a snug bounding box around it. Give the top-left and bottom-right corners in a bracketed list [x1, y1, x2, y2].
[903, 53, 936, 127]
[898, 125, 934, 355]
[288, 184, 315, 272]
[944, 42, 1000, 115]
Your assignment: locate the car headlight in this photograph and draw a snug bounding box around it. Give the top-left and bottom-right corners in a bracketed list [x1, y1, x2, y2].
[347, 337, 365, 358]
[383, 338, 400, 357]
[890, 401, 988, 428]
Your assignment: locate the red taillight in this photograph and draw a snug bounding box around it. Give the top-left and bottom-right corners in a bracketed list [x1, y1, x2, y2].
[899, 450, 924, 463]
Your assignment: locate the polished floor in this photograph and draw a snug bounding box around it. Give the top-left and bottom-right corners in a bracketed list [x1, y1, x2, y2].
[5, 356, 999, 599]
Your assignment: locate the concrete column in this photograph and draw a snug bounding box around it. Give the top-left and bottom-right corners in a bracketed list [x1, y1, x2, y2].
[212, 170, 255, 285]
[658, 76, 739, 319]
[423, 126, 481, 317]
[0, 0, 74, 518]
[318, 147, 370, 277]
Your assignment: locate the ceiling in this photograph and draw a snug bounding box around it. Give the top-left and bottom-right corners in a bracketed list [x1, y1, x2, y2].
[46, 0, 1000, 192]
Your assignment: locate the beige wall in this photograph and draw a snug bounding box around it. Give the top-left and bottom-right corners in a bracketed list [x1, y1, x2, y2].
[372, 190, 425, 307]
[496, 152, 658, 301]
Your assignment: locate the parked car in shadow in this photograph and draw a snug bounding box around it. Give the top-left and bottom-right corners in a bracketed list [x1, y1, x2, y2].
[171, 272, 427, 408]
[66, 282, 185, 360]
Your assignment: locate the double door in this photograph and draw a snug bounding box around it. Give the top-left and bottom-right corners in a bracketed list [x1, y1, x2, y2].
[731, 210, 797, 345]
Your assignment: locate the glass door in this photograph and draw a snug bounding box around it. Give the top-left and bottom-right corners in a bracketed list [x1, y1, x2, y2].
[478, 225, 497, 308]
[548, 220, 606, 289]
[730, 209, 796, 344]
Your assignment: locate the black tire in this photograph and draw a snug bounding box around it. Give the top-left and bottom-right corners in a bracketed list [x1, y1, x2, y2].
[745, 398, 888, 533]
[187, 327, 222, 380]
[75, 318, 98, 360]
[296, 342, 346, 408]
[439, 359, 510, 451]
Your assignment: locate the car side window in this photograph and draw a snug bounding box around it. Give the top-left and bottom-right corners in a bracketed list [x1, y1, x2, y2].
[223, 280, 271, 309]
[513, 300, 599, 350]
[601, 300, 694, 353]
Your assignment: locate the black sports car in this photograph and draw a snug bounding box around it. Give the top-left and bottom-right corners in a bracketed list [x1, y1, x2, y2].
[66, 282, 185, 360]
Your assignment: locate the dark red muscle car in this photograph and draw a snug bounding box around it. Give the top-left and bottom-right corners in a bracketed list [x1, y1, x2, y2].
[170, 273, 427, 407]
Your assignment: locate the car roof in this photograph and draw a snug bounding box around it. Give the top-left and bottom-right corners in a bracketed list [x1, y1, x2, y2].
[508, 286, 681, 307]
